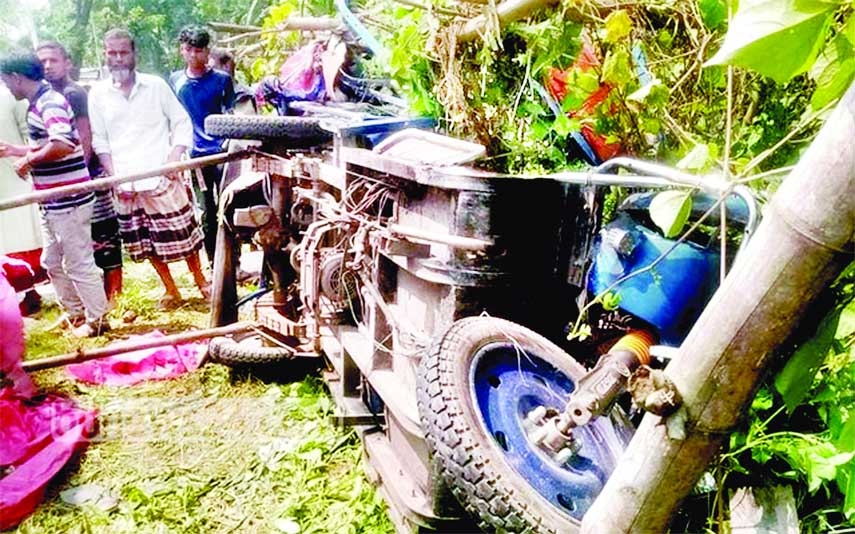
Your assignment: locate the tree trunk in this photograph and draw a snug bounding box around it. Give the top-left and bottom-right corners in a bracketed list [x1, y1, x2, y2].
[580, 83, 855, 532]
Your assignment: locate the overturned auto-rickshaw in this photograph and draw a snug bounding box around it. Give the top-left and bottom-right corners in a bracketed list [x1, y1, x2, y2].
[203, 112, 758, 532]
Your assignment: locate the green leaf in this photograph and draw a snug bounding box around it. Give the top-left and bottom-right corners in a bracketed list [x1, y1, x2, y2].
[657, 29, 674, 49]
[810, 57, 855, 109]
[603, 10, 632, 44]
[810, 34, 855, 109]
[520, 100, 546, 117]
[649, 191, 693, 238]
[840, 464, 855, 520]
[837, 299, 855, 339]
[699, 0, 728, 30]
[752, 445, 774, 464]
[531, 119, 551, 140]
[775, 308, 842, 412]
[704, 0, 836, 83]
[560, 92, 587, 113]
[567, 323, 593, 342]
[751, 386, 774, 411]
[677, 143, 716, 171]
[844, 13, 855, 46]
[804, 445, 853, 492]
[834, 411, 855, 452]
[640, 117, 662, 135]
[574, 70, 602, 94]
[602, 48, 632, 86]
[627, 79, 664, 103]
[551, 113, 580, 137]
[601, 291, 622, 311]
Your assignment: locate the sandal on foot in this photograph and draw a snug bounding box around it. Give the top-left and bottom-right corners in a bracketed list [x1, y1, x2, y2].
[47, 313, 85, 332]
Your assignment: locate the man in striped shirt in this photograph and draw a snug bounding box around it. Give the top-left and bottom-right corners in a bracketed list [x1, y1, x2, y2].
[37, 41, 124, 306]
[0, 51, 109, 337]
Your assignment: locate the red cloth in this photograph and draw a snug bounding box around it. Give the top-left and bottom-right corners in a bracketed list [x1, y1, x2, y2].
[0, 390, 96, 529]
[545, 41, 622, 161]
[65, 332, 206, 385]
[1, 256, 36, 294]
[5, 249, 46, 284]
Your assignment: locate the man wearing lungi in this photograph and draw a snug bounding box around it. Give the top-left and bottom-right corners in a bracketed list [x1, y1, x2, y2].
[88, 28, 210, 309]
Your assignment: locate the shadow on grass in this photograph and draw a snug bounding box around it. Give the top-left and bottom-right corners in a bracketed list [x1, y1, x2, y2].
[225, 357, 324, 385]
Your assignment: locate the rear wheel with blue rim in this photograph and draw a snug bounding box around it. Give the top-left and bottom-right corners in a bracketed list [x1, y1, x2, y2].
[417, 316, 633, 533]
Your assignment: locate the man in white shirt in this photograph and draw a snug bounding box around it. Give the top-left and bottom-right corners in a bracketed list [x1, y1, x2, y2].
[88, 28, 210, 308]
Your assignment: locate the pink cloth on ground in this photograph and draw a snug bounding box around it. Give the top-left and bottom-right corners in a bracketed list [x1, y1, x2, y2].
[1, 264, 96, 529]
[65, 331, 206, 385]
[0, 264, 36, 398]
[0, 388, 97, 530]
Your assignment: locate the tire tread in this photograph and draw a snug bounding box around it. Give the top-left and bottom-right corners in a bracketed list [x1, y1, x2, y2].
[416, 316, 578, 534]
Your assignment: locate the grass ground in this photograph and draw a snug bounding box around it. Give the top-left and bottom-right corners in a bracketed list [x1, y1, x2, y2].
[11, 258, 394, 534]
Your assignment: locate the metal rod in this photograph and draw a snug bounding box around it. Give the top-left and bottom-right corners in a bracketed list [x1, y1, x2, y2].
[23, 321, 257, 372]
[0, 150, 253, 212]
[389, 223, 493, 250]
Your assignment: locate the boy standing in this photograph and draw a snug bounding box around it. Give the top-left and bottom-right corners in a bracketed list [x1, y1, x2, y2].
[170, 25, 235, 267]
[0, 51, 109, 337]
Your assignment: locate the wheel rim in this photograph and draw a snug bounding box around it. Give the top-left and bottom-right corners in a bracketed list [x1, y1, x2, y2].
[470, 341, 631, 520]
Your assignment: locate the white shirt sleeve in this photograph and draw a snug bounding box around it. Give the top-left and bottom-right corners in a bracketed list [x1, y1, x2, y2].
[156, 77, 193, 152]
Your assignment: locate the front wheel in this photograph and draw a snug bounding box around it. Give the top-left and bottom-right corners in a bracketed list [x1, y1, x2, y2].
[416, 316, 633, 533]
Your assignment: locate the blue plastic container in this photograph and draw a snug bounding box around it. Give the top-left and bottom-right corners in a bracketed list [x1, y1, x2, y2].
[587, 214, 720, 345]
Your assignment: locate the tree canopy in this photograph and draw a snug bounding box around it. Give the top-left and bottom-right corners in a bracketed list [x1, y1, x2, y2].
[3, 0, 275, 76]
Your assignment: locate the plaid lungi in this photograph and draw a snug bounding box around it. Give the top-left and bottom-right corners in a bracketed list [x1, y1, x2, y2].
[91, 189, 123, 270]
[115, 178, 203, 263]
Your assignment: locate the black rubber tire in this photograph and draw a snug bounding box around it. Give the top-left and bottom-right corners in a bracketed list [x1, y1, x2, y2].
[204, 114, 331, 143]
[207, 335, 295, 366]
[417, 316, 597, 534]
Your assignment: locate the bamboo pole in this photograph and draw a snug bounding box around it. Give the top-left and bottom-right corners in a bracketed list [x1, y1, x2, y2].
[23, 322, 257, 372]
[219, 18, 343, 45]
[580, 83, 855, 533]
[457, 0, 620, 42]
[209, 22, 263, 34]
[457, 0, 558, 43]
[0, 150, 252, 212]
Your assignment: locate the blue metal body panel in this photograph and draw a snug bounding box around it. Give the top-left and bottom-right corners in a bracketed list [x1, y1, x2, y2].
[588, 215, 720, 345]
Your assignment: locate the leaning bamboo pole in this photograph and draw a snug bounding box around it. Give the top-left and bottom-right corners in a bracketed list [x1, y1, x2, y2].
[0, 150, 253, 212]
[580, 82, 855, 533]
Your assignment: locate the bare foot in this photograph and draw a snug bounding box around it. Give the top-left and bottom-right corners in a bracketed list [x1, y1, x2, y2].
[157, 293, 182, 310]
[198, 283, 211, 300]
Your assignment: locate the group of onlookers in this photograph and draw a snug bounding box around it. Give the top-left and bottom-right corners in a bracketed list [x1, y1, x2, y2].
[0, 25, 238, 337]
